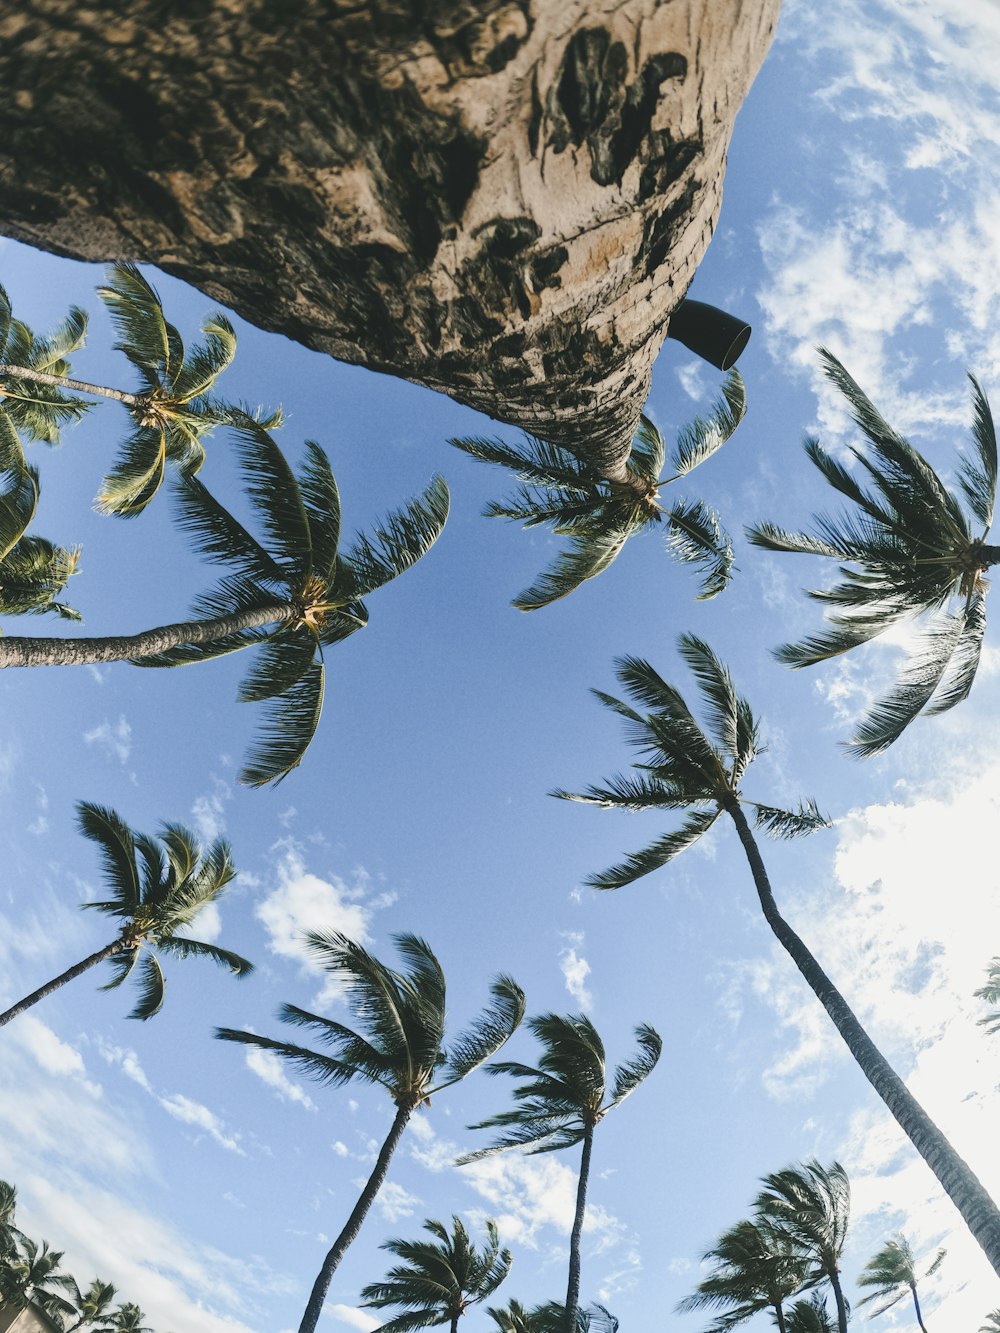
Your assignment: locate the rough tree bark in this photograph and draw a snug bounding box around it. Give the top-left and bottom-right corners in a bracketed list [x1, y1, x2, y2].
[0, 0, 778, 474]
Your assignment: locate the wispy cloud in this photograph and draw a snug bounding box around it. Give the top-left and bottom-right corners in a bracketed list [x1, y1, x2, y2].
[559, 932, 593, 1010]
[242, 1044, 317, 1110]
[83, 715, 133, 764]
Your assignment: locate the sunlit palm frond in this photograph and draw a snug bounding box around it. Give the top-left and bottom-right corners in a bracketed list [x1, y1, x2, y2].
[433, 976, 525, 1091]
[750, 800, 830, 840]
[339, 475, 450, 598]
[960, 375, 998, 528]
[513, 524, 634, 611]
[156, 936, 253, 976]
[585, 810, 721, 890]
[172, 473, 286, 583]
[0, 455, 38, 560]
[0, 286, 92, 443]
[664, 495, 734, 598]
[669, 370, 746, 478]
[609, 1023, 662, 1104]
[450, 433, 595, 491]
[170, 314, 237, 402]
[94, 426, 166, 517]
[98, 263, 174, 382]
[77, 802, 140, 913]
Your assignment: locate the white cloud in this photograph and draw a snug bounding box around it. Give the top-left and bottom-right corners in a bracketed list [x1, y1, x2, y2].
[11, 1016, 101, 1097]
[191, 775, 232, 843]
[158, 1093, 244, 1155]
[559, 934, 593, 1010]
[243, 1044, 317, 1110]
[373, 1178, 419, 1223]
[330, 1305, 380, 1332]
[99, 1042, 153, 1093]
[83, 715, 132, 764]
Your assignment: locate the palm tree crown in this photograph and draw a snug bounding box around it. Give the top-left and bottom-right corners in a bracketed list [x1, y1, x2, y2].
[216, 931, 524, 1333]
[748, 349, 998, 756]
[360, 1216, 513, 1333]
[450, 372, 745, 609]
[488, 1301, 619, 1333]
[676, 1218, 807, 1333]
[0, 283, 93, 444]
[974, 959, 1000, 1034]
[133, 416, 449, 784]
[856, 1234, 944, 1332]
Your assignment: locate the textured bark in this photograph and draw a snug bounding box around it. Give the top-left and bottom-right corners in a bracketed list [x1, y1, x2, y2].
[725, 798, 1000, 1279]
[298, 1102, 413, 1333]
[0, 938, 125, 1028]
[0, 0, 778, 474]
[0, 601, 293, 667]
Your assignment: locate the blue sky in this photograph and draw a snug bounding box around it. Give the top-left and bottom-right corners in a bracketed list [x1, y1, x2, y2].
[2, 2, 1000, 1330]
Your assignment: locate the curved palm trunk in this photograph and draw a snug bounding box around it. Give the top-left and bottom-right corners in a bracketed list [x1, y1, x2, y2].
[771, 1299, 787, 1333]
[911, 1284, 928, 1333]
[0, 364, 142, 407]
[0, 602, 293, 667]
[826, 1265, 848, 1333]
[298, 1102, 413, 1333]
[724, 798, 1000, 1278]
[564, 1124, 594, 1333]
[0, 938, 125, 1028]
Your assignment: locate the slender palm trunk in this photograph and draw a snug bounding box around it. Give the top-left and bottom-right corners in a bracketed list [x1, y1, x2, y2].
[0, 938, 125, 1028]
[0, 602, 293, 667]
[827, 1265, 848, 1333]
[0, 364, 141, 407]
[564, 1124, 594, 1333]
[298, 1102, 413, 1333]
[911, 1284, 928, 1333]
[771, 1299, 787, 1333]
[724, 797, 1000, 1278]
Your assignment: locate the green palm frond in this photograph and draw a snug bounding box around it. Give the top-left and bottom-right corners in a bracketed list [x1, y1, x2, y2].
[214, 1028, 363, 1087]
[677, 633, 741, 757]
[78, 802, 140, 911]
[610, 1022, 662, 1103]
[513, 524, 635, 611]
[0, 285, 93, 444]
[585, 809, 721, 890]
[450, 433, 595, 491]
[434, 976, 525, 1091]
[226, 415, 311, 574]
[975, 958, 1000, 1035]
[664, 495, 734, 598]
[238, 658, 325, 787]
[0, 456, 39, 561]
[750, 800, 831, 840]
[97, 263, 174, 381]
[668, 370, 746, 478]
[98, 946, 142, 993]
[94, 426, 166, 517]
[126, 952, 166, 1020]
[157, 935, 253, 976]
[0, 534, 81, 621]
[339, 474, 450, 598]
[237, 630, 318, 703]
[677, 1218, 807, 1333]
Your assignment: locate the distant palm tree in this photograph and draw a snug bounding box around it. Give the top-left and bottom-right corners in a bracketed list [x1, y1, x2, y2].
[857, 1235, 944, 1333]
[215, 931, 524, 1333]
[64, 1278, 119, 1330]
[361, 1216, 513, 1333]
[785, 1292, 836, 1333]
[0, 801, 251, 1028]
[488, 1301, 618, 1333]
[103, 1302, 152, 1333]
[0, 1234, 78, 1322]
[676, 1218, 807, 1333]
[0, 283, 93, 444]
[980, 1310, 1000, 1333]
[553, 634, 1000, 1278]
[755, 1163, 851, 1333]
[0, 418, 449, 785]
[458, 1013, 661, 1333]
[747, 349, 998, 757]
[450, 372, 744, 608]
[0, 1182, 21, 1260]
[974, 959, 1000, 1034]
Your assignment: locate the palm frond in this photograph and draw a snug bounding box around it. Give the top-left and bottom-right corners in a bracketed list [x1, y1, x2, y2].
[98, 946, 142, 992]
[227, 414, 312, 574]
[433, 975, 525, 1091]
[750, 800, 830, 840]
[975, 959, 1000, 1035]
[172, 473, 285, 583]
[0, 459, 38, 561]
[238, 658, 324, 787]
[157, 935, 253, 976]
[449, 434, 596, 491]
[214, 1027, 363, 1087]
[237, 629, 318, 703]
[126, 952, 167, 1021]
[170, 314, 237, 402]
[610, 1023, 662, 1104]
[745, 520, 855, 560]
[550, 772, 701, 812]
[960, 375, 998, 529]
[97, 263, 174, 381]
[628, 415, 666, 483]
[664, 496, 734, 598]
[585, 808, 720, 890]
[923, 587, 986, 716]
[513, 524, 634, 611]
[297, 440, 341, 580]
[77, 802, 140, 912]
[340, 475, 449, 597]
[95, 427, 166, 517]
[678, 633, 741, 757]
[669, 370, 747, 478]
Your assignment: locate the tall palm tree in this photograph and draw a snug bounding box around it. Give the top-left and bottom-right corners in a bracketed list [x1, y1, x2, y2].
[552, 634, 1000, 1278]
[360, 1216, 513, 1333]
[215, 930, 525, 1333]
[856, 1235, 945, 1333]
[102, 1303, 152, 1333]
[974, 959, 1000, 1034]
[0, 1234, 78, 1322]
[0, 417, 449, 785]
[676, 1218, 807, 1333]
[64, 1278, 119, 1331]
[754, 1163, 851, 1333]
[747, 349, 998, 757]
[0, 800, 251, 1029]
[449, 372, 745, 608]
[458, 1013, 661, 1333]
[0, 1183, 21, 1261]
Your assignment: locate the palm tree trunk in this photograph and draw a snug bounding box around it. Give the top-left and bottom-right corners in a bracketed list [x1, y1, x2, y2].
[297, 1102, 413, 1333]
[0, 602, 294, 667]
[0, 938, 125, 1028]
[0, 364, 142, 407]
[911, 1284, 928, 1333]
[827, 1266, 848, 1333]
[564, 1124, 594, 1333]
[724, 797, 1000, 1279]
[771, 1299, 787, 1333]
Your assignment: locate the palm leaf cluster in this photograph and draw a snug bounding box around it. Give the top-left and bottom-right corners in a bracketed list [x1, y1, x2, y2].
[94, 262, 272, 515]
[450, 371, 745, 609]
[974, 958, 1000, 1034]
[552, 634, 828, 891]
[488, 1302, 618, 1333]
[0, 282, 93, 444]
[360, 1216, 513, 1332]
[857, 1234, 945, 1329]
[0, 297, 81, 621]
[133, 416, 449, 785]
[78, 800, 251, 1020]
[748, 349, 998, 756]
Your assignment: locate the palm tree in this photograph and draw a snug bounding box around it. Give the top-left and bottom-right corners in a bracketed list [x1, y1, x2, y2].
[0, 264, 268, 515]
[64, 1278, 119, 1331]
[488, 1301, 618, 1333]
[856, 1235, 945, 1333]
[754, 1163, 851, 1333]
[0, 417, 450, 785]
[360, 1216, 513, 1333]
[449, 372, 745, 608]
[552, 634, 1000, 1277]
[0, 800, 251, 1028]
[980, 1310, 1000, 1333]
[785, 1292, 836, 1333]
[458, 1013, 661, 1333]
[102, 1303, 152, 1333]
[974, 960, 1000, 1034]
[215, 930, 524, 1333]
[0, 1183, 21, 1261]
[747, 349, 998, 757]
[0, 1234, 78, 1322]
[676, 1218, 807, 1333]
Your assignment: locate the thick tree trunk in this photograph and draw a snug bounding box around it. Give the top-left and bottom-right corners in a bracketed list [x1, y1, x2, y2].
[298, 1102, 413, 1333]
[0, 0, 778, 472]
[0, 601, 293, 667]
[724, 798, 1000, 1280]
[564, 1124, 594, 1333]
[0, 938, 124, 1028]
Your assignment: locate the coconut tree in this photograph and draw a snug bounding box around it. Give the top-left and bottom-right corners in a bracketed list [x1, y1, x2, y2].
[980, 1310, 1000, 1333]
[449, 372, 744, 609]
[676, 1218, 807, 1333]
[0, 800, 251, 1029]
[856, 1235, 945, 1333]
[552, 634, 1000, 1277]
[103, 1303, 152, 1333]
[0, 416, 449, 785]
[747, 349, 998, 757]
[360, 1216, 513, 1333]
[754, 1163, 851, 1333]
[64, 1278, 120, 1331]
[0, 265, 269, 515]
[785, 1293, 836, 1333]
[215, 930, 524, 1333]
[488, 1301, 618, 1333]
[458, 1013, 661, 1333]
[0, 1234, 78, 1322]
[974, 960, 1000, 1034]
